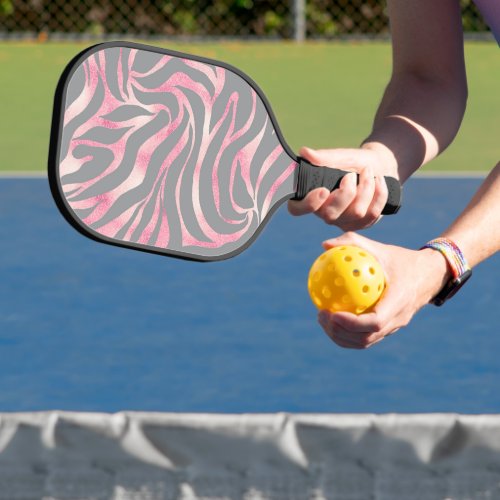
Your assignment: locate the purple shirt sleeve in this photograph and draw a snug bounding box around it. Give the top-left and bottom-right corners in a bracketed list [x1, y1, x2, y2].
[473, 0, 500, 45]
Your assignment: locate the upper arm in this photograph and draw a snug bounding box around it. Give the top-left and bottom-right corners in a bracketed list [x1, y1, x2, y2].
[387, 0, 467, 87]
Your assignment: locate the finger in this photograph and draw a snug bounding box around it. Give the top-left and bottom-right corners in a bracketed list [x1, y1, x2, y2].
[298, 146, 325, 165]
[319, 311, 373, 348]
[366, 213, 384, 229]
[329, 327, 379, 349]
[319, 310, 391, 349]
[318, 310, 333, 330]
[330, 336, 365, 349]
[361, 328, 399, 348]
[343, 164, 376, 221]
[330, 311, 385, 335]
[364, 335, 386, 348]
[315, 172, 357, 224]
[320, 320, 365, 349]
[362, 175, 389, 224]
[288, 188, 330, 216]
[323, 170, 390, 231]
[385, 328, 400, 337]
[322, 231, 370, 251]
[332, 291, 403, 339]
[331, 318, 390, 349]
[339, 213, 383, 232]
[330, 324, 370, 348]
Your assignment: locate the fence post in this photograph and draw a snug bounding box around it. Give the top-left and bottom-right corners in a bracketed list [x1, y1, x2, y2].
[293, 0, 306, 42]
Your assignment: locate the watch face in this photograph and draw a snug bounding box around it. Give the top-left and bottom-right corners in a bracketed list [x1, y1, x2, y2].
[432, 269, 472, 306]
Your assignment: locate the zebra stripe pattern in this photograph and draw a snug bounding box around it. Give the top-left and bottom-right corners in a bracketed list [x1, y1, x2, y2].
[58, 46, 297, 259]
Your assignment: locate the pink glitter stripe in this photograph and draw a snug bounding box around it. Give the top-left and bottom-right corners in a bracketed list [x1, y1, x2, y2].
[125, 122, 193, 243]
[63, 60, 96, 126]
[182, 213, 253, 248]
[156, 175, 171, 248]
[260, 161, 297, 218]
[117, 48, 124, 101]
[254, 144, 286, 194]
[210, 93, 238, 219]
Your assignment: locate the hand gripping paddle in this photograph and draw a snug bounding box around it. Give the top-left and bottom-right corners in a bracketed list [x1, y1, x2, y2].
[49, 41, 401, 261]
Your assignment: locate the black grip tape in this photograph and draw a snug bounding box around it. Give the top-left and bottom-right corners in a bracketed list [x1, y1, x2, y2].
[382, 175, 402, 215]
[293, 158, 402, 215]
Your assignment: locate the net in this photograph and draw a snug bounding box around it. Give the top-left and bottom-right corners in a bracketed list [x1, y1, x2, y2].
[1, 412, 500, 499]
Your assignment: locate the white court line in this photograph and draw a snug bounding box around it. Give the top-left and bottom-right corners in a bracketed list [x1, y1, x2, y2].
[414, 170, 487, 178]
[0, 171, 47, 178]
[0, 170, 489, 179]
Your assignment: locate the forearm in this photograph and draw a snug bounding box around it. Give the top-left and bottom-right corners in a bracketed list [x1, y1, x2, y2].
[418, 162, 500, 303]
[361, 0, 467, 183]
[441, 162, 500, 267]
[362, 73, 467, 182]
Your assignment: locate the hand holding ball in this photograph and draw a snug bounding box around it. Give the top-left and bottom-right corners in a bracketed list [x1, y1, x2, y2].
[308, 245, 385, 314]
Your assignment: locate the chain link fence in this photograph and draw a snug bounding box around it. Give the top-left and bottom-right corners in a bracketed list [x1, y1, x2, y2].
[0, 0, 491, 40]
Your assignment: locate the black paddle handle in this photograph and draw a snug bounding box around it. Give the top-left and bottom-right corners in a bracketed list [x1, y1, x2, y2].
[293, 158, 402, 215]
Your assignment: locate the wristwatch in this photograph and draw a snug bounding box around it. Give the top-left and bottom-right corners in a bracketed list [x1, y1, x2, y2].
[421, 238, 472, 306]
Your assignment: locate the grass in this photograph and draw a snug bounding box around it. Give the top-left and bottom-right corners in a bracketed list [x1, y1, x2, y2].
[0, 40, 497, 172]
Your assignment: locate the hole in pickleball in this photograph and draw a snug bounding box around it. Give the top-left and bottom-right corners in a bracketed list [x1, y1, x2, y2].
[334, 277, 344, 287]
[362, 285, 369, 293]
[359, 251, 367, 257]
[369, 267, 376, 275]
[342, 295, 351, 304]
[378, 284, 382, 291]
[352, 269, 360, 277]
[356, 306, 366, 314]
[333, 303, 342, 311]
[327, 264, 335, 272]
[322, 286, 331, 299]
[313, 271, 321, 282]
[344, 256, 352, 262]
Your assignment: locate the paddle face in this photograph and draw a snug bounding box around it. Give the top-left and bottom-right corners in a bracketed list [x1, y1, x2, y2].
[49, 42, 299, 261]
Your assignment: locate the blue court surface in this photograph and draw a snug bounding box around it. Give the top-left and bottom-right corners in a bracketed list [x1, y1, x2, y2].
[0, 176, 498, 413]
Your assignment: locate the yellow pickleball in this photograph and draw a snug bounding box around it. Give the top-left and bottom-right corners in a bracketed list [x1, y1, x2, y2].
[308, 245, 385, 314]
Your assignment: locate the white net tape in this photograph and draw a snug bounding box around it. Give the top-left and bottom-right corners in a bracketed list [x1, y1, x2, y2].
[0, 412, 499, 499]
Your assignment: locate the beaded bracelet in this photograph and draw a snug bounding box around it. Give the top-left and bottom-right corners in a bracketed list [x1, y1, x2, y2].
[421, 238, 470, 278]
[420, 237, 472, 306]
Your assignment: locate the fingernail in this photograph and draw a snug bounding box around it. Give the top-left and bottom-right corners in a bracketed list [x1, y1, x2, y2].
[319, 189, 329, 200]
[341, 173, 354, 186]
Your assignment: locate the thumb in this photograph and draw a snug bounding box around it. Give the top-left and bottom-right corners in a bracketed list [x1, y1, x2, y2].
[322, 231, 368, 250]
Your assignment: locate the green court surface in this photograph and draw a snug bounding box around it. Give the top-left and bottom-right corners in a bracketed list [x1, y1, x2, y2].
[0, 40, 497, 173]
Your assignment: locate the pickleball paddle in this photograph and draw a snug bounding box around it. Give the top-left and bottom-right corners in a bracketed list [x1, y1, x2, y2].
[48, 41, 401, 261]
